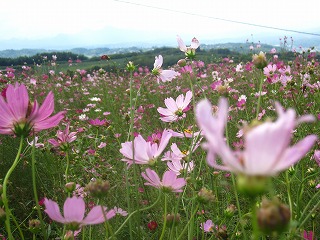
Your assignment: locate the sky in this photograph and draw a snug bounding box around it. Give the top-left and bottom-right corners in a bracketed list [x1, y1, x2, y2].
[1, 0, 319, 49]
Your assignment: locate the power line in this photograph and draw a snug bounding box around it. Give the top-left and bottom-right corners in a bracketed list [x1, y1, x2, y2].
[113, 0, 320, 37]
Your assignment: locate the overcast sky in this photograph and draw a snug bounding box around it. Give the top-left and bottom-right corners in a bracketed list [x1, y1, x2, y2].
[1, 0, 319, 48]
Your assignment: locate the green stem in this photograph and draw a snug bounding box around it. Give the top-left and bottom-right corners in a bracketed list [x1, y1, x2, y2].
[2, 136, 24, 240]
[285, 171, 293, 220]
[65, 151, 70, 183]
[255, 73, 264, 119]
[109, 191, 162, 239]
[176, 204, 199, 240]
[251, 198, 260, 240]
[231, 173, 248, 240]
[159, 194, 168, 240]
[11, 212, 25, 240]
[31, 136, 47, 239]
[298, 189, 320, 228]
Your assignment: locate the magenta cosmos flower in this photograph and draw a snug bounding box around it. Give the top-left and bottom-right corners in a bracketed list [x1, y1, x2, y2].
[120, 129, 172, 166]
[141, 168, 186, 193]
[44, 196, 115, 231]
[196, 98, 317, 176]
[152, 55, 179, 83]
[0, 83, 65, 136]
[157, 90, 192, 122]
[48, 123, 77, 149]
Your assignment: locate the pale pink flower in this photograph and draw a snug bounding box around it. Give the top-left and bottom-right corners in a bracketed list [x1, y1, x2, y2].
[314, 150, 320, 167]
[200, 219, 215, 233]
[167, 159, 194, 176]
[120, 129, 172, 166]
[177, 35, 200, 53]
[152, 55, 179, 83]
[48, 124, 77, 148]
[27, 136, 44, 148]
[141, 168, 186, 192]
[44, 196, 115, 230]
[0, 83, 65, 136]
[157, 91, 192, 122]
[196, 98, 318, 176]
[113, 207, 128, 216]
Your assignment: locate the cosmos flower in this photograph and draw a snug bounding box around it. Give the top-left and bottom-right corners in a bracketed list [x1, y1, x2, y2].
[152, 55, 180, 83]
[196, 98, 317, 176]
[44, 196, 115, 231]
[48, 124, 77, 149]
[141, 168, 186, 193]
[157, 91, 192, 122]
[177, 35, 200, 60]
[120, 129, 172, 166]
[0, 83, 65, 136]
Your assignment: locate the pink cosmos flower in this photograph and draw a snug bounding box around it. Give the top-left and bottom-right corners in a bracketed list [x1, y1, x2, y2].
[88, 118, 108, 126]
[48, 124, 77, 149]
[200, 219, 215, 233]
[196, 98, 318, 176]
[141, 168, 186, 192]
[166, 159, 194, 176]
[152, 55, 180, 83]
[177, 35, 200, 59]
[314, 150, 320, 167]
[44, 196, 115, 230]
[120, 129, 172, 166]
[157, 91, 192, 122]
[0, 83, 65, 136]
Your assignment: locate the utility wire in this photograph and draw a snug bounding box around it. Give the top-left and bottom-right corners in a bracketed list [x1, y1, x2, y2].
[113, 0, 320, 37]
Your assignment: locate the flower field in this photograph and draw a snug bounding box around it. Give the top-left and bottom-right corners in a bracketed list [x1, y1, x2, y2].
[0, 36, 319, 240]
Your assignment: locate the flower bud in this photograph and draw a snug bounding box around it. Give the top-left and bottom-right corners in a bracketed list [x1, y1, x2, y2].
[217, 225, 228, 240]
[0, 207, 6, 223]
[252, 51, 267, 70]
[257, 198, 290, 234]
[29, 219, 41, 234]
[224, 204, 237, 218]
[177, 59, 187, 67]
[197, 187, 215, 204]
[86, 179, 110, 198]
[147, 221, 158, 231]
[166, 213, 181, 227]
[65, 182, 76, 193]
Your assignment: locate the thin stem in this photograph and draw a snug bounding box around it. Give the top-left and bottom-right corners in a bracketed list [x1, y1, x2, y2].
[176, 204, 199, 240]
[255, 73, 264, 119]
[110, 191, 162, 239]
[285, 171, 293, 220]
[31, 136, 47, 239]
[2, 136, 24, 240]
[298, 190, 320, 228]
[251, 198, 260, 240]
[159, 194, 168, 240]
[65, 151, 70, 183]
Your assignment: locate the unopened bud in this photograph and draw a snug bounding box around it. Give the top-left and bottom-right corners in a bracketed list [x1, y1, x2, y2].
[224, 204, 237, 217]
[257, 197, 290, 234]
[0, 207, 6, 223]
[65, 182, 76, 193]
[166, 213, 181, 227]
[197, 187, 215, 204]
[86, 179, 110, 198]
[217, 225, 228, 240]
[29, 219, 41, 233]
[177, 59, 187, 67]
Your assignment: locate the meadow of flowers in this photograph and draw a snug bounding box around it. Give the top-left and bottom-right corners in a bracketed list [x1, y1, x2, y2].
[0, 36, 319, 240]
